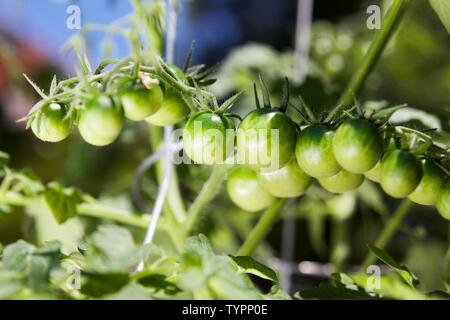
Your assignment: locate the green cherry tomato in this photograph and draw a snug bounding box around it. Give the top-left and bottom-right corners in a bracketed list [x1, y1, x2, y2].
[333, 119, 383, 173]
[380, 150, 422, 198]
[119, 79, 163, 121]
[408, 160, 446, 205]
[318, 169, 364, 193]
[236, 108, 297, 172]
[436, 179, 450, 220]
[258, 158, 312, 198]
[364, 160, 382, 182]
[145, 88, 190, 126]
[227, 166, 276, 212]
[31, 103, 71, 142]
[183, 112, 235, 165]
[78, 95, 124, 146]
[295, 125, 341, 178]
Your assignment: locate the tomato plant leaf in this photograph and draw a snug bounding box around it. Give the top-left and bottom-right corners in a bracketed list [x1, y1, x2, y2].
[229, 255, 278, 282]
[80, 272, 130, 298]
[429, 0, 450, 33]
[184, 234, 214, 256]
[367, 244, 419, 287]
[2, 240, 35, 271]
[138, 274, 181, 295]
[44, 182, 82, 224]
[264, 285, 292, 300]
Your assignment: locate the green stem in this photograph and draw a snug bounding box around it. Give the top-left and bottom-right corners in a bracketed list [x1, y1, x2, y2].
[330, 218, 349, 272]
[185, 165, 231, 235]
[362, 199, 413, 269]
[0, 191, 151, 229]
[338, 0, 408, 107]
[237, 198, 287, 256]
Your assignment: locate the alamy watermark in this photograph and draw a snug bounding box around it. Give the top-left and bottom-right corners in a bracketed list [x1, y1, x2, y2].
[66, 5, 81, 30]
[366, 5, 381, 30]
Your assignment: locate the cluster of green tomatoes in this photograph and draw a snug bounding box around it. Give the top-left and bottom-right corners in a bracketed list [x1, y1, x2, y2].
[29, 64, 190, 146]
[182, 81, 449, 220]
[27, 62, 449, 220]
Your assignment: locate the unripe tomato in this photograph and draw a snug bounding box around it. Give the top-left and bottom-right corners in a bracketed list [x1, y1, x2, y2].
[78, 95, 124, 146]
[364, 160, 382, 182]
[318, 169, 364, 193]
[31, 103, 71, 142]
[227, 166, 276, 212]
[119, 79, 163, 121]
[145, 88, 190, 126]
[183, 112, 235, 165]
[408, 160, 445, 205]
[333, 119, 383, 173]
[436, 179, 450, 220]
[236, 108, 297, 172]
[380, 150, 422, 198]
[295, 125, 341, 178]
[258, 158, 312, 198]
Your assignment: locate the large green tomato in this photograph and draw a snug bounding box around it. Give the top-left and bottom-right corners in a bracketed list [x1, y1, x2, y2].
[236, 108, 297, 172]
[318, 169, 364, 193]
[31, 103, 71, 142]
[295, 125, 341, 178]
[119, 79, 163, 121]
[227, 166, 276, 212]
[183, 112, 235, 165]
[333, 119, 383, 173]
[380, 150, 422, 198]
[145, 88, 190, 126]
[436, 179, 449, 220]
[258, 158, 312, 198]
[78, 95, 124, 146]
[408, 160, 445, 205]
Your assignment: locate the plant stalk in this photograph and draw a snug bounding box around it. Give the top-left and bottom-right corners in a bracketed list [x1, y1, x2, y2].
[237, 198, 288, 256]
[185, 165, 231, 235]
[362, 198, 413, 269]
[338, 0, 408, 107]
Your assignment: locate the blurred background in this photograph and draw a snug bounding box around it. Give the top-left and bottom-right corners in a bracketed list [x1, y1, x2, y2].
[0, 0, 449, 295]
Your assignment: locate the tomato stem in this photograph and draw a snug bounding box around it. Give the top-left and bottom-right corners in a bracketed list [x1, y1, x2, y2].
[185, 165, 232, 235]
[237, 198, 288, 256]
[361, 198, 413, 270]
[338, 0, 408, 107]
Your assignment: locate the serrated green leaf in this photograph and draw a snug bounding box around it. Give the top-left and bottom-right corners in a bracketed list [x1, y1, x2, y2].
[367, 244, 419, 287]
[230, 255, 278, 282]
[2, 240, 35, 271]
[430, 0, 450, 33]
[44, 182, 82, 224]
[184, 234, 214, 256]
[14, 168, 45, 196]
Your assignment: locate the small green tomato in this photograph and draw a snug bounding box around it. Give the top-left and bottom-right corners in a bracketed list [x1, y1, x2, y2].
[318, 169, 364, 193]
[227, 166, 276, 212]
[380, 150, 422, 198]
[333, 119, 384, 173]
[408, 160, 445, 205]
[183, 112, 235, 165]
[31, 103, 71, 142]
[78, 95, 124, 146]
[258, 158, 312, 198]
[236, 108, 297, 172]
[436, 179, 450, 220]
[295, 125, 341, 178]
[119, 79, 163, 121]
